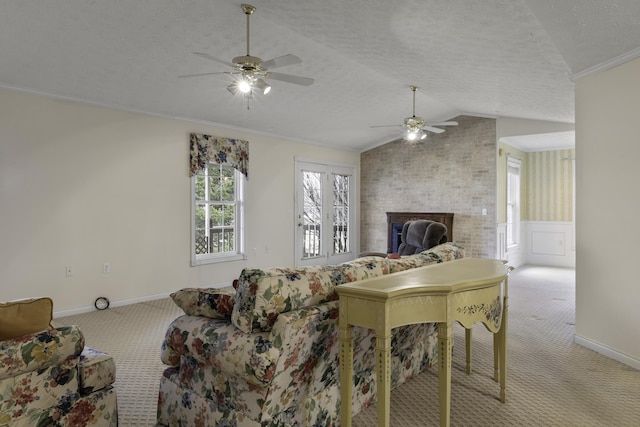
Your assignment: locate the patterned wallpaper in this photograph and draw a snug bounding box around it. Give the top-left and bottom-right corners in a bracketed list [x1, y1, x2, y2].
[498, 142, 575, 223]
[526, 149, 575, 222]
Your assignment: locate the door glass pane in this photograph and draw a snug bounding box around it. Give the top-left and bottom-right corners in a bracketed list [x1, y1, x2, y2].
[333, 173, 350, 254]
[303, 171, 322, 258]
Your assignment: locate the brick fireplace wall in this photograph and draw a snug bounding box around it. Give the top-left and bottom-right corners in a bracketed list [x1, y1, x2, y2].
[360, 115, 497, 258]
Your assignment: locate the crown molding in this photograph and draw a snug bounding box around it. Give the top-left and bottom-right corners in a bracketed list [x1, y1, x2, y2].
[572, 47, 640, 81]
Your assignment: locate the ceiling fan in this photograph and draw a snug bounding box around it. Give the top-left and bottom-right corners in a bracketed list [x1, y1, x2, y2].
[372, 86, 458, 141]
[179, 4, 314, 97]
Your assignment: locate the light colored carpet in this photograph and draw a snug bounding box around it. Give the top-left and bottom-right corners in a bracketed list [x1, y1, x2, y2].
[56, 298, 183, 426]
[56, 266, 640, 426]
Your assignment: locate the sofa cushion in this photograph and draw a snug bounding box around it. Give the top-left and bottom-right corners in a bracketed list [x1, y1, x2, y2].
[232, 266, 341, 333]
[417, 242, 465, 263]
[0, 297, 54, 340]
[0, 325, 84, 381]
[171, 286, 236, 319]
[340, 256, 392, 282]
[230, 244, 464, 334]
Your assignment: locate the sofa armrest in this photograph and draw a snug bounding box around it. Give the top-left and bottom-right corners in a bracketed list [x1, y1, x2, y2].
[260, 301, 340, 420]
[161, 314, 280, 386]
[0, 325, 84, 380]
[79, 347, 116, 394]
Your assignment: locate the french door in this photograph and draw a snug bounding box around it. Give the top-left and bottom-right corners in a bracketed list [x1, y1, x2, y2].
[294, 160, 356, 266]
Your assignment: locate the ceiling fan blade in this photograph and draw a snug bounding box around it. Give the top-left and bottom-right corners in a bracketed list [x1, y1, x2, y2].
[268, 72, 314, 86]
[423, 126, 446, 134]
[427, 121, 458, 127]
[193, 52, 234, 67]
[262, 54, 302, 70]
[178, 71, 227, 78]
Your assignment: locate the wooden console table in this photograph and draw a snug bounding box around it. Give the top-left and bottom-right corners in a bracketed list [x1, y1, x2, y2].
[337, 258, 511, 427]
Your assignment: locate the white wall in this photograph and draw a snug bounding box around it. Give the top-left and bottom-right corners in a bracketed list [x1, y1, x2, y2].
[0, 89, 360, 315]
[575, 57, 640, 368]
[496, 117, 575, 139]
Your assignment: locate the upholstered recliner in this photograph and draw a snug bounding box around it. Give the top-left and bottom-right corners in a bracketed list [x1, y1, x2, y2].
[397, 220, 448, 255]
[0, 298, 118, 426]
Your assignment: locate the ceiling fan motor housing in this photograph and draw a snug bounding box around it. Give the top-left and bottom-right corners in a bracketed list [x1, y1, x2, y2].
[233, 55, 263, 70]
[404, 116, 425, 130]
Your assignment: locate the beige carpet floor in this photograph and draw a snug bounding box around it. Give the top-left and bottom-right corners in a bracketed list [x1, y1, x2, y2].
[55, 265, 640, 426]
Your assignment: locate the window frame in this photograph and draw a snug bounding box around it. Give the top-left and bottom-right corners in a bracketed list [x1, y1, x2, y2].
[191, 162, 246, 266]
[506, 156, 521, 248]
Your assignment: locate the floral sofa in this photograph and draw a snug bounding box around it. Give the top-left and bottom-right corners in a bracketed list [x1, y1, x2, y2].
[158, 243, 464, 426]
[0, 325, 118, 426]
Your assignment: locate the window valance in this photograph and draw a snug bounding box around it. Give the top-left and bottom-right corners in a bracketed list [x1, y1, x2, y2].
[189, 133, 249, 178]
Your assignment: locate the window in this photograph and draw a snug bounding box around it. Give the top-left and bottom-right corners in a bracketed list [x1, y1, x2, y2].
[506, 157, 521, 247]
[192, 163, 245, 265]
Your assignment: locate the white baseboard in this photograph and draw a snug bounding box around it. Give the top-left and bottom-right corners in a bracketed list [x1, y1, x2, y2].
[53, 291, 174, 318]
[574, 334, 640, 371]
[52, 280, 234, 318]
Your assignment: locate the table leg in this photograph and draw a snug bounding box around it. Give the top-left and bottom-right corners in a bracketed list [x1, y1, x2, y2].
[499, 293, 509, 403]
[493, 333, 500, 382]
[375, 334, 392, 427]
[438, 322, 452, 427]
[339, 323, 354, 426]
[465, 327, 472, 374]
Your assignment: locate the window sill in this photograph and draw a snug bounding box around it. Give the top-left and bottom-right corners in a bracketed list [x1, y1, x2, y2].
[191, 253, 246, 266]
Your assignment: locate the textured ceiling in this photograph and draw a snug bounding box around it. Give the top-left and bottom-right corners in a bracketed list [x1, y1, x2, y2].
[1, 0, 639, 152]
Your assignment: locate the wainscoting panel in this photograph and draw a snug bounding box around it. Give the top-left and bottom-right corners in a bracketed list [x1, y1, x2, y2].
[531, 231, 566, 256]
[526, 221, 575, 267]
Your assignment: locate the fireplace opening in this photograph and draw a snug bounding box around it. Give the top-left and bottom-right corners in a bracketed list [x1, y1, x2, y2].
[391, 223, 404, 253]
[385, 212, 454, 254]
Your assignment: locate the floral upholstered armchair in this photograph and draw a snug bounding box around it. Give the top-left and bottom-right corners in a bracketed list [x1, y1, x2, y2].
[0, 298, 118, 426]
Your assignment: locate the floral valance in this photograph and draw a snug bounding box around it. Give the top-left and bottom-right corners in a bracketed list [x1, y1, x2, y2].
[189, 133, 249, 178]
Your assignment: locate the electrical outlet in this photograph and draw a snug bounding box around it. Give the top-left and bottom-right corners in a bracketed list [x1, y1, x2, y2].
[65, 266, 72, 277]
[103, 263, 110, 274]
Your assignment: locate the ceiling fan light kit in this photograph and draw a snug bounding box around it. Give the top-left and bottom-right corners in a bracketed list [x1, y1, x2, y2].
[254, 78, 271, 94]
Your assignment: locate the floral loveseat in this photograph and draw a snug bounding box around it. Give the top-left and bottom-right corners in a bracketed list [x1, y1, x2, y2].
[158, 243, 464, 426]
[0, 325, 117, 426]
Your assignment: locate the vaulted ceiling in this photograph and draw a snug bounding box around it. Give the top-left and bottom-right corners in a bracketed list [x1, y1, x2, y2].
[1, 1, 639, 152]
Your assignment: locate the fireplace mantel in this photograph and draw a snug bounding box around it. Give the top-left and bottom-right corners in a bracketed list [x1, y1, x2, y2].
[386, 212, 454, 253]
